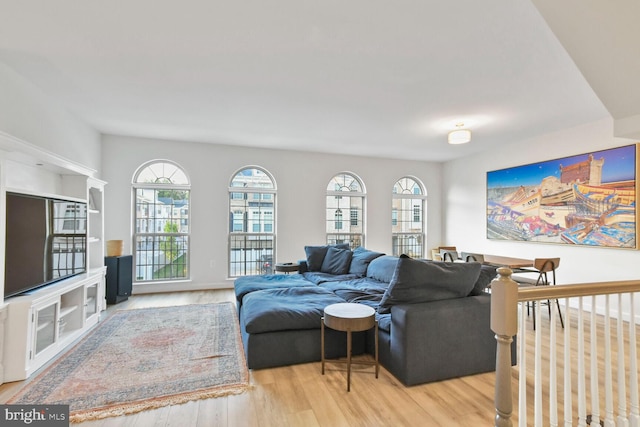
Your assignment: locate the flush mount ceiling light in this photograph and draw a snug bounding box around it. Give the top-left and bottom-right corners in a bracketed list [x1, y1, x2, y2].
[448, 123, 471, 145]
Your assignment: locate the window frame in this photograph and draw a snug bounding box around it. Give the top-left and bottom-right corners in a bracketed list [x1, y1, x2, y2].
[391, 176, 426, 258]
[326, 172, 366, 249]
[132, 160, 191, 283]
[228, 166, 277, 278]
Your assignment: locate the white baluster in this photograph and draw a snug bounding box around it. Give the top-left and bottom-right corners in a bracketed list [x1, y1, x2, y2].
[550, 297, 558, 427]
[628, 293, 639, 427]
[604, 295, 615, 427]
[536, 300, 543, 427]
[564, 297, 573, 427]
[591, 295, 601, 426]
[520, 303, 527, 427]
[617, 293, 629, 427]
[579, 297, 587, 427]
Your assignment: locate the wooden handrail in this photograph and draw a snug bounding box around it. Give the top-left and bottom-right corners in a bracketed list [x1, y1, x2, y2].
[517, 279, 640, 301]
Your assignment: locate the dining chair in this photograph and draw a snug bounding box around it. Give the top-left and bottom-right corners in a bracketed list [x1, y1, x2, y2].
[460, 252, 484, 263]
[432, 246, 457, 261]
[440, 250, 459, 262]
[515, 257, 563, 329]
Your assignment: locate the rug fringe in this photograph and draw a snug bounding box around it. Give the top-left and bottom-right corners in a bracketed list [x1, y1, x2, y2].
[70, 383, 251, 423]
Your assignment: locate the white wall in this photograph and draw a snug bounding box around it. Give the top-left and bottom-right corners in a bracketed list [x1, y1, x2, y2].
[101, 134, 443, 290]
[0, 62, 102, 303]
[0, 62, 101, 173]
[443, 118, 640, 317]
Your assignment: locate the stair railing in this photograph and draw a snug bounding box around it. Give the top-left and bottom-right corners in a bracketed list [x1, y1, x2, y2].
[491, 267, 640, 427]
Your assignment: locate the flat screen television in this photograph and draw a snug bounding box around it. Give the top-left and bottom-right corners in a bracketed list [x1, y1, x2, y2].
[4, 192, 87, 299]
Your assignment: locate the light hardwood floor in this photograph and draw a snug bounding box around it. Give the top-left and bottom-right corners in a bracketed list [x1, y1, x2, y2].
[1, 290, 633, 426]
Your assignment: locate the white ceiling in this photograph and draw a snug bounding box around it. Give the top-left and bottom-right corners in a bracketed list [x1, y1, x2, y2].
[0, 0, 615, 162]
[531, 0, 640, 140]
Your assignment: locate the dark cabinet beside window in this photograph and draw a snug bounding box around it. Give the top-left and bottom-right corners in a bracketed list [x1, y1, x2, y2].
[105, 255, 132, 304]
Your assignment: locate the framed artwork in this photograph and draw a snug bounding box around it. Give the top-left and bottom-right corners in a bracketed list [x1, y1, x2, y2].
[486, 144, 638, 248]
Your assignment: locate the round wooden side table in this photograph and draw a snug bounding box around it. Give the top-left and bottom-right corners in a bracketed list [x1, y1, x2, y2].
[274, 262, 299, 274]
[321, 302, 379, 391]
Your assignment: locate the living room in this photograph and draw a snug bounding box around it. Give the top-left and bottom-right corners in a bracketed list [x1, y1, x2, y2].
[0, 4, 635, 293]
[1, 1, 639, 425]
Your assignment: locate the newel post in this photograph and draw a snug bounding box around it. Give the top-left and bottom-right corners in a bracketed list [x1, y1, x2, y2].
[491, 267, 519, 427]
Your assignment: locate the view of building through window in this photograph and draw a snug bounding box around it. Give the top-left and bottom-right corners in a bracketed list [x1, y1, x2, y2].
[326, 172, 365, 249]
[131, 163, 423, 281]
[392, 176, 425, 257]
[229, 167, 276, 277]
[133, 161, 190, 282]
[51, 200, 87, 278]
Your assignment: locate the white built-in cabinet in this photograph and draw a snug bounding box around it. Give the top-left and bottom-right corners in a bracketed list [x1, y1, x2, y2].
[0, 131, 107, 383]
[3, 272, 104, 382]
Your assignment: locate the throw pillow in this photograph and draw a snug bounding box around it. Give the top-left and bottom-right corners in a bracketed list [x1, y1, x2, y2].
[469, 264, 497, 296]
[377, 255, 481, 314]
[320, 247, 353, 275]
[304, 243, 350, 271]
[349, 246, 385, 276]
[366, 255, 400, 283]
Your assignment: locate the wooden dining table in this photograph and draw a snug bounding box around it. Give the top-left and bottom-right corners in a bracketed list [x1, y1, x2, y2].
[482, 254, 534, 270]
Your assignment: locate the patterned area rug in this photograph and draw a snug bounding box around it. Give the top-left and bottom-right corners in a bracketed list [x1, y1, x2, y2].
[8, 303, 249, 423]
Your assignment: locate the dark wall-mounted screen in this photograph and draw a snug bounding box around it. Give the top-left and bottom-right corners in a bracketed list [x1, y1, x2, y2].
[4, 192, 87, 299]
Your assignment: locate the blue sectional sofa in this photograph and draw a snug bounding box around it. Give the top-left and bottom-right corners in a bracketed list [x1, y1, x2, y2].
[234, 245, 510, 386]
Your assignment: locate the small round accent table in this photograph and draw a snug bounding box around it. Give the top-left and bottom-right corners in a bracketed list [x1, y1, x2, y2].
[321, 302, 379, 391]
[274, 262, 299, 274]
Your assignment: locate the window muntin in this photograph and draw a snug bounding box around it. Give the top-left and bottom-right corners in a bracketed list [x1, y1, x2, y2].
[229, 166, 276, 277]
[335, 209, 343, 230]
[392, 176, 426, 258]
[133, 160, 190, 283]
[326, 172, 365, 249]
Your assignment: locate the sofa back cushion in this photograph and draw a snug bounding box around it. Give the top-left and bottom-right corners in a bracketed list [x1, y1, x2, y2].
[366, 255, 399, 283]
[349, 246, 385, 276]
[304, 243, 350, 271]
[469, 264, 497, 296]
[320, 246, 353, 274]
[377, 255, 481, 314]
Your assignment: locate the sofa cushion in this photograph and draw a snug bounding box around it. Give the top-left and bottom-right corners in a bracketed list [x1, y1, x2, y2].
[318, 277, 388, 303]
[377, 255, 481, 314]
[349, 246, 385, 276]
[320, 246, 353, 274]
[366, 255, 399, 283]
[302, 271, 359, 285]
[304, 243, 350, 271]
[376, 313, 392, 332]
[318, 276, 389, 294]
[469, 264, 497, 296]
[234, 274, 312, 305]
[242, 286, 346, 334]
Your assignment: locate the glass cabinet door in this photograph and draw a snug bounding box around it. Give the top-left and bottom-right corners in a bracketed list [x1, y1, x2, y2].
[34, 302, 58, 356]
[85, 283, 98, 320]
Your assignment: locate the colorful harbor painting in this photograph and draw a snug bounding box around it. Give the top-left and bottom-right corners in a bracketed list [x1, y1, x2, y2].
[486, 144, 638, 248]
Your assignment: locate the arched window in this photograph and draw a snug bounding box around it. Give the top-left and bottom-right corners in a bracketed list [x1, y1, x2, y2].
[132, 160, 190, 282]
[229, 166, 276, 277]
[392, 176, 426, 257]
[326, 172, 365, 248]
